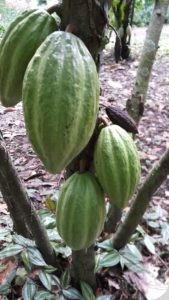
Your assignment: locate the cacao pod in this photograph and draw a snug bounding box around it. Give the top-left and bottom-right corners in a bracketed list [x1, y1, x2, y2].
[0, 9, 57, 107]
[94, 125, 140, 208]
[56, 172, 106, 250]
[23, 31, 99, 174]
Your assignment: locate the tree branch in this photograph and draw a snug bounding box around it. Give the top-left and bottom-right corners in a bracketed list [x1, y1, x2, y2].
[46, 4, 62, 18]
[112, 148, 169, 250]
[0, 132, 58, 267]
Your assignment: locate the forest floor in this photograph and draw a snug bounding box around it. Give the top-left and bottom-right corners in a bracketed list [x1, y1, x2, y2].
[0, 25, 169, 299]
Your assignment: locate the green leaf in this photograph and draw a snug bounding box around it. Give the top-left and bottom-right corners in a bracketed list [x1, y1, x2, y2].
[52, 275, 61, 288]
[97, 239, 113, 251]
[34, 290, 53, 300]
[119, 246, 144, 273]
[44, 265, 57, 274]
[0, 244, 23, 259]
[0, 229, 11, 241]
[22, 279, 37, 300]
[27, 248, 47, 266]
[161, 221, 169, 243]
[96, 296, 112, 300]
[13, 234, 35, 248]
[96, 251, 120, 271]
[21, 250, 32, 271]
[38, 209, 56, 229]
[0, 283, 10, 295]
[52, 242, 72, 257]
[62, 287, 82, 299]
[38, 270, 52, 291]
[120, 256, 145, 273]
[126, 244, 143, 261]
[143, 235, 156, 255]
[80, 281, 95, 300]
[60, 269, 71, 288]
[47, 229, 62, 241]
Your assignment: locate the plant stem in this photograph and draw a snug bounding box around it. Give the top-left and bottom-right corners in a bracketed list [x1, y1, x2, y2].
[71, 245, 96, 288]
[0, 132, 58, 267]
[104, 203, 122, 233]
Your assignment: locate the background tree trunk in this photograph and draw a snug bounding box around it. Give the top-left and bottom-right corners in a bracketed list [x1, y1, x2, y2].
[112, 148, 169, 250]
[126, 0, 169, 123]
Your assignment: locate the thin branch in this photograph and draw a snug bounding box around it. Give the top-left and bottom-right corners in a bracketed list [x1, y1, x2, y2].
[112, 148, 169, 250]
[46, 4, 62, 18]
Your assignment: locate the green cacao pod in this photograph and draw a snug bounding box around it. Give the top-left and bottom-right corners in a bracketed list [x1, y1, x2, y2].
[94, 125, 141, 208]
[56, 172, 106, 250]
[0, 9, 57, 107]
[23, 31, 99, 174]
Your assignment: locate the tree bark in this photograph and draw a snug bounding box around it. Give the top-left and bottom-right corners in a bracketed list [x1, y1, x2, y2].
[0, 132, 58, 267]
[112, 148, 169, 250]
[71, 245, 96, 288]
[126, 0, 169, 123]
[104, 203, 122, 233]
[60, 0, 110, 287]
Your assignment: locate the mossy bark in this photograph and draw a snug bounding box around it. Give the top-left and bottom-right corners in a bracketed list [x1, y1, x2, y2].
[126, 0, 169, 123]
[112, 148, 169, 250]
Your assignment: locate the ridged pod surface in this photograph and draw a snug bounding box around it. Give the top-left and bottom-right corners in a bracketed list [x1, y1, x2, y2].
[56, 172, 106, 250]
[0, 9, 57, 107]
[94, 125, 141, 208]
[23, 31, 99, 174]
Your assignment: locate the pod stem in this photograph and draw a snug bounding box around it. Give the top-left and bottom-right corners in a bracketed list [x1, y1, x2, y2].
[65, 23, 77, 34]
[46, 4, 62, 18]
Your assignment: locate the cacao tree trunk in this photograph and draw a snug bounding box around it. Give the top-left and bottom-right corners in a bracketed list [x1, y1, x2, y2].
[126, 0, 169, 123]
[112, 148, 169, 249]
[104, 203, 122, 233]
[71, 246, 96, 288]
[60, 0, 110, 287]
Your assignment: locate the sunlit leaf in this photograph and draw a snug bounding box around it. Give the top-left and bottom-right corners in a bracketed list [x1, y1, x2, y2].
[27, 248, 47, 266]
[160, 221, 169, 243]
[22, 279, 36, 300]
[97, 239, 113, 251]
[13, 234, 35, 248]
[126, 244, 143, 261]
[143, 235, 156, 255]
[34, 290, 53, 300]
[46, 229, 61, 241]
[52, 275, 61, 288]
[120, 245, 142, 262]
[38, 270, 52, 291]
[62, 287, 82, 299]
[96, 296, 112, 300]
[96, 251, 120, 271]
[38, 209, 56, 229]
[52, 242, 72, 257]
[0, 244, 23, 259]
[0, 229, 11, 241]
